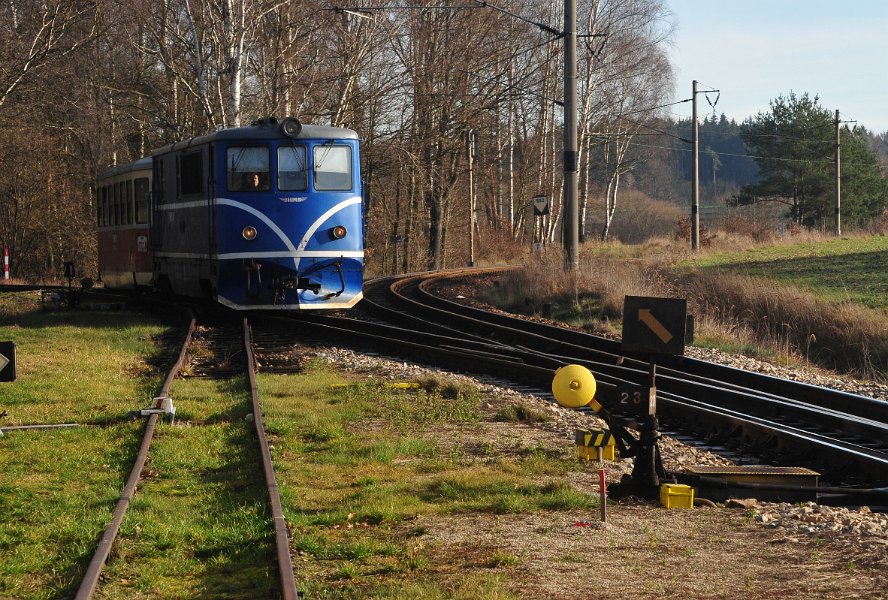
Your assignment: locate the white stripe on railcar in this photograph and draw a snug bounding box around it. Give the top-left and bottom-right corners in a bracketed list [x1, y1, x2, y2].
[155, 251, 364, 260]
[216, 291, 363, 311]
[157, 196, 362, 269]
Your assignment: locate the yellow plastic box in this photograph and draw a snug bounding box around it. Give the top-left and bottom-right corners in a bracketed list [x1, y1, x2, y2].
[660, 483, 694, 509]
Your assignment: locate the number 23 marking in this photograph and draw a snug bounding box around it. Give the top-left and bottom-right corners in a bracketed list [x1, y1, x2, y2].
[620, 391, 643, 405]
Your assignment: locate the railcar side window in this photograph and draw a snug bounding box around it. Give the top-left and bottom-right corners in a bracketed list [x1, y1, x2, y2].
[158, 160, 166, 203]
[277, 146, 307, 191]
[117, 182, 124, 225]
[179, 152, 204, 196]
[126, 180, 133, 224]
[112, 183, 119, 225]
[313, 145, 352, 191]
[100, 186, 107, 226]
[135, 177, 149, 224]
[228, 147, 269, 191]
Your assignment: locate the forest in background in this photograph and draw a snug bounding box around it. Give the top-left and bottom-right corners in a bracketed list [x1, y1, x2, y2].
[0, 0, 886, 282]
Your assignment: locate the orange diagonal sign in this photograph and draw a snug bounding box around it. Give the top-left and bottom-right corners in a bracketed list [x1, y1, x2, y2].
[638, 309, 673, 344]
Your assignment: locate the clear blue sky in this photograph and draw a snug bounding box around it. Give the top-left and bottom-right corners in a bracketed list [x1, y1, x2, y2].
[667, 0, 888, 133]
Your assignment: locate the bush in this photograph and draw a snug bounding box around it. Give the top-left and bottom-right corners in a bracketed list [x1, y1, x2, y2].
[672, 216, 715, 247]
[604, 191, 685, 244]
[718, 214, 775, 243]
[872, 208, 888, 235]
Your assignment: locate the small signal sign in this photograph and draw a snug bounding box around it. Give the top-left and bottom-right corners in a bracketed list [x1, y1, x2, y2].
[621, 296, 687, 356]
[0, 341, 16, 382]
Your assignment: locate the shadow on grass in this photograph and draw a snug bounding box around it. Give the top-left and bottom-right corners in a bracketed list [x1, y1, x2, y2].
[703, 250, 888, 310]
[185, 375, 281, 598]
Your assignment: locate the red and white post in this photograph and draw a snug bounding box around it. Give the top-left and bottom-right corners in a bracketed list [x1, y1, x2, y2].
[3, 247, 8, 280]
[599, 468, 607, 523]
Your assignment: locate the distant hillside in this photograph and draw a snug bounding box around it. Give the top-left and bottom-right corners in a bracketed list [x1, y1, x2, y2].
[627, 114, 758, 215]
[673, 115, 759, 188]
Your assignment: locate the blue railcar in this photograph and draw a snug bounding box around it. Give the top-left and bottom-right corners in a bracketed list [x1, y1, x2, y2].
[148, 117, 363, 310]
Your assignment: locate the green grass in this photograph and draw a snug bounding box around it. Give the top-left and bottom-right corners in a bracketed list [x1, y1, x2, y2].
[495, 402, 552, 424]
[0, 295, 168, 598]
[679, 235, 888, 311]
[260, 364, 593, 597]
[0, 297, 596, 598]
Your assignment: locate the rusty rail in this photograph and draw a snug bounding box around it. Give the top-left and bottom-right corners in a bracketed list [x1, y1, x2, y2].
[244, 318, 299, 600]
[75, 315, 196, 600]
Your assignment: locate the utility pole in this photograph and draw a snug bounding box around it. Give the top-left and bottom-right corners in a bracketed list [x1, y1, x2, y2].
[563, 0, 579, 271]
[691, 80, 700, 251]
[466, 129, 476, 266]
[835, 109, 841, 237]
[689, 80, 719, 250]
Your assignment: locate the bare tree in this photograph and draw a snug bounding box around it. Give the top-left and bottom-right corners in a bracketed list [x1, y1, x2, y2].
[0, 1, 99, 112]
[577, 0, 674, 241]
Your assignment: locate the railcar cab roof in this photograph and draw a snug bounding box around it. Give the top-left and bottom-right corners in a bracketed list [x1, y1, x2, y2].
[98, 156, 153, 179]
[151, 118, 359, 157]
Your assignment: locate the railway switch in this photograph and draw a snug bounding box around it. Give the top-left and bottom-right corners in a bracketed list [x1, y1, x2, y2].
[554, 363, 668, 501]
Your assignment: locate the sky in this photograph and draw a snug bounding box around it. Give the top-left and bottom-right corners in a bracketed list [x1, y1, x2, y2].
[666, 0, 888, 133]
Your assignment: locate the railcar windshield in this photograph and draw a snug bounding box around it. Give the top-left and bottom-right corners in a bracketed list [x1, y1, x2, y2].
[313, 145, 352, 191]
[228, 146, 270, 191]
[277, 146, 307, 191]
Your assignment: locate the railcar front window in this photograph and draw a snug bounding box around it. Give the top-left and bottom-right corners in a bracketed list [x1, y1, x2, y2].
[277, 146, 307, 191]
[313, 145, 352, 191]
[228, 147, 270, 191]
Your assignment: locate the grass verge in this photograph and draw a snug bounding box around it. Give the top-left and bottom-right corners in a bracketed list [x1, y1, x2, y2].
[261, 362, 592, 598]
[0, 294, 167, 599]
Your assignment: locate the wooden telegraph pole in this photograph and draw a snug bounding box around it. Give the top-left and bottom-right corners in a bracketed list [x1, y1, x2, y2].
[467, 129, 476, 266]
[691, 80, 700, 250]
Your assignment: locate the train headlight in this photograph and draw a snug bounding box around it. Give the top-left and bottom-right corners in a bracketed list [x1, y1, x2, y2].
[242, 226, 258, 241]
[331, 225, 347, 240]
[281, 117, 303, 138]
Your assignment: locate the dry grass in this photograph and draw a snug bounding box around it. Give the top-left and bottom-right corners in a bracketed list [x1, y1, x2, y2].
[678, 271, 888, 378]
[480, 232, 888, 381]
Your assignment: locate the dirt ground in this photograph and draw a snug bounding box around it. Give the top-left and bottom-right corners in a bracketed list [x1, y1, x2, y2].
[419, 505, 887, 599]
[417, 419, 888, 599]
[324, 344, 888, 599]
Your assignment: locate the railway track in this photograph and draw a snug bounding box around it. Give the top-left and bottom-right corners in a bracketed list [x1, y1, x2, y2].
[276, 268, 888, 492]
[74, 315, 298, 600]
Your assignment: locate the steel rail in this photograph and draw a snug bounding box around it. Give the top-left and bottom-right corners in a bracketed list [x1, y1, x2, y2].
[243, 319, 299, 600]
[254, 314, 560, 389]
[402, 272, 888, 433]
[75, 315, 196, 600]
[656, 390, 888, 481]
[363, 271, 888, 483]
[414, 271, 888, 423]
[506, 341, 888, 450]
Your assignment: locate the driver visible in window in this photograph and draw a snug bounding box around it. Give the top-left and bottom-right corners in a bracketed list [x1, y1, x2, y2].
[243, 172, 267, 190]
